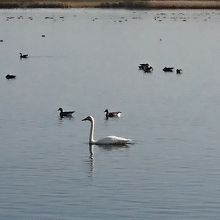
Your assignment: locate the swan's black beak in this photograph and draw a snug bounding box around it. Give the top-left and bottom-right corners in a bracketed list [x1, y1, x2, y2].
[82, 116, 90, 121]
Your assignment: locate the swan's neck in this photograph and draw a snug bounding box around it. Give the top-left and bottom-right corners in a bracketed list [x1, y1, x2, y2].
[89, 119, 96, 144]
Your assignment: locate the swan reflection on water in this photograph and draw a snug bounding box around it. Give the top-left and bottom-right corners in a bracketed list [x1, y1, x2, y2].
[89, 144, 94, 159]
[85, 144, 130, 177]
[82, 144, 94, 177]
[88, 143, 129, 158]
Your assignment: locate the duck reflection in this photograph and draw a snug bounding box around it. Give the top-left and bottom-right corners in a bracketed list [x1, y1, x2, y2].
[83, 144, 94, 177]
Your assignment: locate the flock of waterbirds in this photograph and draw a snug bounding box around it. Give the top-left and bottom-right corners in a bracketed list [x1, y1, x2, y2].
[2, 52, 182, 151]
[2, 9, 219, 157]
[139, 63, 182, 74]
[2, 51, 130, 150]
[2, 10, 219, 24]
[4, 58, 127, 147]
[57, 108, 131, 154]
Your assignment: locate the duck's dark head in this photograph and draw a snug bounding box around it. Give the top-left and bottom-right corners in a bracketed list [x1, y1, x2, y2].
[58, 107, 63, 112]
[104, 109, 109, 113]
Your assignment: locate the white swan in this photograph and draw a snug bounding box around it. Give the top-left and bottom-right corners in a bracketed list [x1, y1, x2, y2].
[82, 116, 132, 145]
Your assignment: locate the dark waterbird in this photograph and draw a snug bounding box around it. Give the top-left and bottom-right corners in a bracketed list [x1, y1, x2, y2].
[20, 53, 28, 59]
[5, 74, 16, 79]
[104, 109, 122, 120]
[139, 64, 145, 70]
[176, 69, 183, 74]
[163, 67, 174, 72]
[139, 63, 153, 73]
[58, 108, 75, 118]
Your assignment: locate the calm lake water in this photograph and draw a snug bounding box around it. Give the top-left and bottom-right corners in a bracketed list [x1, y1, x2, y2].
[0, 8, 220, 219]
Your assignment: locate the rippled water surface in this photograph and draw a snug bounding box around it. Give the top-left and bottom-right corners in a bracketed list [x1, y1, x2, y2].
[0, 8, 220, 219]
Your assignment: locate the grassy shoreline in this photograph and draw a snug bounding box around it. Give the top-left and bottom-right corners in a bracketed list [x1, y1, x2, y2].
[0, 0, 220, 9]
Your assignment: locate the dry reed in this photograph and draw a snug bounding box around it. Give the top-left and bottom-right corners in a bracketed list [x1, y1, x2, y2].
[0, 0, 219, 9]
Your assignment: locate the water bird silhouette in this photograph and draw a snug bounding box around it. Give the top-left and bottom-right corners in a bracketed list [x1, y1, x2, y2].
[58, 107, 75, 118]
[5, 74, 16, 79]
[20, 53, 28, 59]
[163, 67, 174, 72]
[104, 109, 122, 119]
[176, 69, 183, 74]
[139, 63, 153, 73]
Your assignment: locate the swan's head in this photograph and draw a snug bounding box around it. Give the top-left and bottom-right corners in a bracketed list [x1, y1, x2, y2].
[58, 107, 63, 112]
[82, 116, 94, 122]
[104, 109, 109, 113]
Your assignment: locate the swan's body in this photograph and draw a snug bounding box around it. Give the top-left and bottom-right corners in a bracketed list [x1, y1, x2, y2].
[82, 116, 131, 145]
[104, 109, 122, 119]
[93, 136, 130, 145]
[58, 107, 75, 118]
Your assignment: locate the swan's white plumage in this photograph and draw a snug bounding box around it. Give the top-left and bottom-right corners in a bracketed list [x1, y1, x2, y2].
[96, 136, 131, 145]
[82, 116, 132, 145]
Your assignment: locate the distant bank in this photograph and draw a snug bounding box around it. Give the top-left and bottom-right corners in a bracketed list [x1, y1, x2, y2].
[0, 0, 220, 9]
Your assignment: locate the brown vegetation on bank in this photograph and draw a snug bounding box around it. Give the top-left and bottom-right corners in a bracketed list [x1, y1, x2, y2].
[0, 0, 220, 9]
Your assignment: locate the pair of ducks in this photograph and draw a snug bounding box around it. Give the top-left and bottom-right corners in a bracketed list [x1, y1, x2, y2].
[163, 67, 183, 74]
[5, 53, 28, 80]
[58, 108, 121, 120]
[58, 108, 130, 145]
